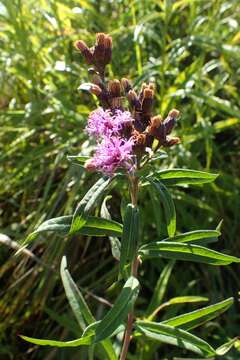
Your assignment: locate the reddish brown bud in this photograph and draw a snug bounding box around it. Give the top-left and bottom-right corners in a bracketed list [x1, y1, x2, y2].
[127, 90, 141, 109]
[96, 33, 106, 45]
[121, 78, 132, 93]
[164, 108, 180, 135]
[85, 159, 97, 172]
[142, 88, 154, 114]
[103, 35, 112, 64]
[75, 40, 94, 64]
[143, 88, 154, 99]
[108, 79, 121, 97]
[151, 115, 163, 128]
[165, 136, 181, 147]
[169, 109, 180, 118]
[90, 85, 102, 96]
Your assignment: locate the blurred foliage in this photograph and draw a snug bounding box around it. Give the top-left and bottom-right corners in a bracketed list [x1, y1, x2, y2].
[0, 0, 239, 359]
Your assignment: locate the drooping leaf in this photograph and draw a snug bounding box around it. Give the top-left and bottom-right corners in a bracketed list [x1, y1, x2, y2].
[162, 297, 234, 330]
[146, 261, 175, 316]
[60, 256, 95, 329]
[100, 196, 121, 261]
[135, 321, 215, 357]
[148, 178, 176, 237]
[70, 176, 112, 234]
[161, 230, 220, 245]
[139, 241, 240, 265]
[60, 257, 117, 360]
[152, 168, 218, 186]
[119, 204, 139, 276]
[25, 215, 122, 243]
[94, 276, 139, 343]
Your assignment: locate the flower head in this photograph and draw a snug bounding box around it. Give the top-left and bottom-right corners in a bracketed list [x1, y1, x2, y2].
[86, 108, 133, 139]
[85, 136, 135, 176]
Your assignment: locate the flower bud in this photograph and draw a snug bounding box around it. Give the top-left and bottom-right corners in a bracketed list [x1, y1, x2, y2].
[108, 79, 121, 97]
[75, 40, 94, 64]
[142, 88, 154, 114]
[165, 136, 181, 147]
[164, 108, 180, 135]
[90, 85, 102, 96]
[121, 78, 132, 93]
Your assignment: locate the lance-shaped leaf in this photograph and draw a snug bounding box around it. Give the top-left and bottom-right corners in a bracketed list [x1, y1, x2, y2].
[101, 196, 121, 261]
[60, 257, 117, 360]
[162, 297, 234, 330]
[20, 333, 94, 347]
[153, 168, 218, 186]
[161, 229, 220, 246]
[25, 215, 122, 243]
[60, 256, 94, 329]
[119, 204, 139, 276]
[135, 321, 215, 357]
[148, 296, 208, 321]
[70, 176, 112, 234]
[138, 241, 240, 265]
[148, 178, 176, 237]
[94, 276, 139, 343]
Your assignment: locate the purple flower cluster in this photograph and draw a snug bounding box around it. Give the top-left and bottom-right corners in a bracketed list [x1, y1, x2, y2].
[87, 108, 133, 138]
[85, 108, 136, 176]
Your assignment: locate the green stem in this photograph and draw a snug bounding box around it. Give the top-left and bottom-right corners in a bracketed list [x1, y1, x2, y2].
[120, 176, 140, 360]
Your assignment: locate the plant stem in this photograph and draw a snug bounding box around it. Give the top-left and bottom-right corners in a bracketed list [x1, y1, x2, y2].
[120, 176, 139, 360]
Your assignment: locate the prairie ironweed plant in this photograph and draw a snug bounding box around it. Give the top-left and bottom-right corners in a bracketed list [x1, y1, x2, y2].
[22, 33, 240, 359]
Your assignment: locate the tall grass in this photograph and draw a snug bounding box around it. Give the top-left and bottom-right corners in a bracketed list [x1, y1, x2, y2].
[0, 0, 239, 358]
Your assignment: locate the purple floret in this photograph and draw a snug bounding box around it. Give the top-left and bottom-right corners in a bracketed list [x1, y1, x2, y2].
[86, 136, 136, 175]
[86, 107, 133, 138]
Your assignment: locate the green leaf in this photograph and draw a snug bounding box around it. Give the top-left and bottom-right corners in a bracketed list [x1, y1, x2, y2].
[119, 204, 139, 277]
[146, 261, 175, 316]
[67, 155, 90, 164]
[26, 215, 122, 242]
[20, 334, 93, 347]
[167, 296, 208, 306]
[60, 257, 117, 360]
[161, 230, 220, 246]
[216, 337, 240, 356]
[148, 295, 208, 321]
[149, 178, 176, 237]
[70, 176, 112, 234]
[162, 297, 234, 330]
[139, 241, 240, 265]
[100, 196, 121, 261]
[94, 276, 139, 343]
[135, 321, 215, 357]
[60, 256, 95, 330]
[153, 168, 218, 186]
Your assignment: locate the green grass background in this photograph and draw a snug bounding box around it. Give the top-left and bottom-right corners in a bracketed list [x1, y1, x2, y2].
[0, 0, 240, 359]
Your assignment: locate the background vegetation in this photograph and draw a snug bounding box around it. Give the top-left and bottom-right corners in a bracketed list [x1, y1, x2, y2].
[0, 0, 239, 359]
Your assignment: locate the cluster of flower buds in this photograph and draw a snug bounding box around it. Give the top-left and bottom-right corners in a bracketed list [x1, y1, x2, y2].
[75, 33, 112, 77]
[75, 33, 180, 175]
